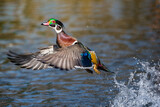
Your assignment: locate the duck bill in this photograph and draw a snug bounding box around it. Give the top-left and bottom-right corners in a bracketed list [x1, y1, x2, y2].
[41, 22, 49, 26]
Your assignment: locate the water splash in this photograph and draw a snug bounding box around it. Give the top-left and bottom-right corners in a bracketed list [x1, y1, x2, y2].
[111, 61, 160, 107]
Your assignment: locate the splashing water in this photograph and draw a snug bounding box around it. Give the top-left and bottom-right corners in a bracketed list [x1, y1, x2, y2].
[111, 61, 160, 107]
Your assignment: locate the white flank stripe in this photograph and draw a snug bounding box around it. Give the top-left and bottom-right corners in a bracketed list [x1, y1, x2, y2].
[74, 65, 93, 69]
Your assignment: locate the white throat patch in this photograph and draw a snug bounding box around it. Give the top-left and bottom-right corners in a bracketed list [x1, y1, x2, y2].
[54, 25, 62, 33]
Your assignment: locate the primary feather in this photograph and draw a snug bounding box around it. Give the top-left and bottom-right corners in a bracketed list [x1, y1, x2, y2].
[7, 42, 93, 71]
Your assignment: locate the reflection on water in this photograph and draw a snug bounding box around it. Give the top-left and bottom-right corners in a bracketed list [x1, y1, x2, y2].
[0, 0, 160, 106]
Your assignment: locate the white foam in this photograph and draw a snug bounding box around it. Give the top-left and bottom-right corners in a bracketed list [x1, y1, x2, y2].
[111, 61, 160, 107]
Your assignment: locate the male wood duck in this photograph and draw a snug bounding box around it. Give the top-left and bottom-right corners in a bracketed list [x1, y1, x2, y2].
[8, 18, 113, 74]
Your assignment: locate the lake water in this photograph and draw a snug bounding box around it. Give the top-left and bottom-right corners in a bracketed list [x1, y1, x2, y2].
[0, 0, 160, 106]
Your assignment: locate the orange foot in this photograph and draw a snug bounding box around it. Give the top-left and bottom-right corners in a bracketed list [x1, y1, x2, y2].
[93, 64, 101, 74]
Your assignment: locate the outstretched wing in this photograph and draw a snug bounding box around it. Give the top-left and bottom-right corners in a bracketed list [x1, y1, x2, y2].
[7, 45, 59, 70]
[8, 42, 93, 70]
[39, 42, 93, 70]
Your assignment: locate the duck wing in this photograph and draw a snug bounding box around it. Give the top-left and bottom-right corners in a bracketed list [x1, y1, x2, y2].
[8, 42, 93, 70]
[7, 45, 59, 70]
[39, 42, 93, 70]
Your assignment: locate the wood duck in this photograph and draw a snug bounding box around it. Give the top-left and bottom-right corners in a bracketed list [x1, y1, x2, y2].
[8, 18, 113, 74]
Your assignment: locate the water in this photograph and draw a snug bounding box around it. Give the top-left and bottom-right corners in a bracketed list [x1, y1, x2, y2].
[112, 61, 160, 107]
[0, 0, 160, 106]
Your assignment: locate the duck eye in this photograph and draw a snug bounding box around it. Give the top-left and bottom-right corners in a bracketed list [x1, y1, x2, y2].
[56, 25, 61, 30]
[50, 24, 55, 27]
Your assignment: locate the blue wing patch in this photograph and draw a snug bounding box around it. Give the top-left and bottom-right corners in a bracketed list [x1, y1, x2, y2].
[81, 51, 92, 67]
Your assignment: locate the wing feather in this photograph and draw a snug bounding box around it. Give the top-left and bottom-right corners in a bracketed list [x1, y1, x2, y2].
[7, 45, 58, 70]
[39, 42, 93, 70]
[8, 43, 93, 71]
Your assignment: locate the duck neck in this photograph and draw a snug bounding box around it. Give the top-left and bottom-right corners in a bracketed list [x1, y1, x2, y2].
[56, 30, 77, 48]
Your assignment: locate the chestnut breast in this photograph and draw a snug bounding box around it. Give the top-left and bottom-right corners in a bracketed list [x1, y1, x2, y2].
[57, 31, 77, 48]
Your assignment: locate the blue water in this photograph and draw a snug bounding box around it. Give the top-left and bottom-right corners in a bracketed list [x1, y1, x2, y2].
[0, 0, 160, 106]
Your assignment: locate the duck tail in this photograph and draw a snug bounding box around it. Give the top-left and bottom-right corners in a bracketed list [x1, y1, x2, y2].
[97, 63, 114, 73]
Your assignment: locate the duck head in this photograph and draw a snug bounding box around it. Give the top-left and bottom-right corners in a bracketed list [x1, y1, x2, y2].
[41, 18, 64, 33]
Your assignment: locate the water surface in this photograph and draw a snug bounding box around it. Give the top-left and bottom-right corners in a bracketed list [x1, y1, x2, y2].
[0, 0, 160, 106]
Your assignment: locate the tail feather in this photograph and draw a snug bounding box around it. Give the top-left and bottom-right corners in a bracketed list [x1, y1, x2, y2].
[98, 63, 114, 73]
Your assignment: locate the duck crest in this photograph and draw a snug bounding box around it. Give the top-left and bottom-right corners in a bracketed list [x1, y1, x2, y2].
[56, 31, 77, 47]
